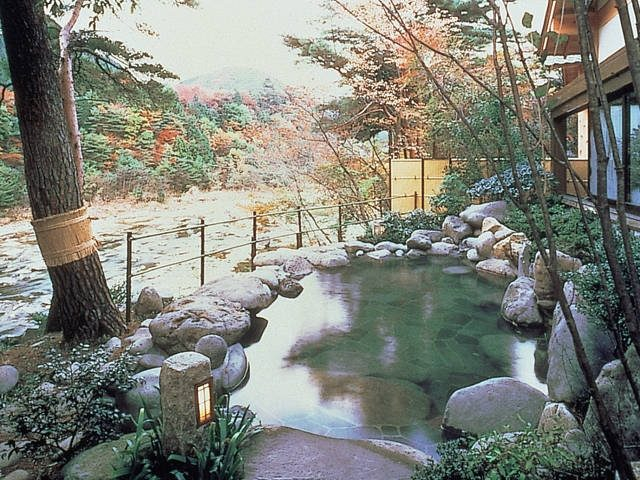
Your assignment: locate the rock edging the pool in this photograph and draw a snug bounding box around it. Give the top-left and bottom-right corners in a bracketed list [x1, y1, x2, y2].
[107, 200, 626, 468]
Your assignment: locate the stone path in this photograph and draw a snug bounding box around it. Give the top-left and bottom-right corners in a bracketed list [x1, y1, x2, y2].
[243, 426, 429, 480]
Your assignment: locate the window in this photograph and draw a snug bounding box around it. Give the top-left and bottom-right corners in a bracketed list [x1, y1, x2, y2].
[589, 92, 640, 207]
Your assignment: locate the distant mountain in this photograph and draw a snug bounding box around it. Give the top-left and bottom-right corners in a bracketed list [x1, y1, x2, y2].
[180, 67, 285, 95]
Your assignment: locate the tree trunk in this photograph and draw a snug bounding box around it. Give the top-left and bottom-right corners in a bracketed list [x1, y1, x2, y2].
[0, 0, 126, 342]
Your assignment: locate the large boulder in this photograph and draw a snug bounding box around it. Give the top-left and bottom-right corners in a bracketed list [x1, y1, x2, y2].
[197, 274, 276, 313]
[475, 231, 497, 259]
[501, 277, 543, 328]
[547, 303, 617, 405]
[134, 287, 164, 318]
[276, 278, 303, 299]
[583, 347, 640, 460]
[283, 256, 314, 279]
[301, 248, 350, 268]
[344, 240, 375, 254]
[460, 201, 508, 229]
[533, 251, 582, 310]
[195, 334, 228, 369]
[0, 365, 19, 394]
[481, 216, 504, 234]
[249, 266, 286, 290]
[117, 368, 161, 420]
[426, 242, 458, 256]
[442, 216, 473, 244]
[375, 241, 407, 253]
[212, 343, 249, 393]
[475, 259, 517, 278]
[492, 232, 529, 265]
[442, 377, 547, 436]
[62, 433, 149, 480]
[412, 229, 444, 243]
[149, 297, 250, 354]
[538, 402, 580, 433]
[406, 231, 432, 251]
[252, 248, 302, 267]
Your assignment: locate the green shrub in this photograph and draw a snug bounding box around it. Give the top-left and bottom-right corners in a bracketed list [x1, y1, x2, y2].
[571, 229, 640, 349]
[361, 209, 442, 244]
[502, 199, 600, 263]
[431, 172, 470, 217]
[1, 345, 137, 461]
[0, 162, 26, 209]
[467, 163, 554, 202]
[412, 428, 610, 480]
[116, 395, 259, 480]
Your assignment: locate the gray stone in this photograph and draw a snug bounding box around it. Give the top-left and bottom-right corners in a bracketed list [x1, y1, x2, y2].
[406, 232, 432, 251]
[212, 343, 248, 393]
[443, 377, 547, 436]
[344, 240, 375, 254]
[118, 368, 161, 420]
[276, 278, 304, 299]
[253, 248, 303, 267]
[149, 296, 250, 354]
[460, 237, 479, 250]
[501, 277, 543, 327]
[305, 249, 350, 268]
[406, 248, 429, 259]
[481, 216, 504, 234]
[129, 335, 154, 355]
[0, 365, 19, 394]
[494, 227, 515, 242]
[476, 231, 497, 259]
[411, 229, 444, 243]
[197, 274, 276, 313]
[466, 248, 480, 262]
[374, 241, 406, 252]
[135, 286, 164, 318]
[160, 352, 212, 455]
[283, 256, 314, 279]
[0, 441, 21, 470]
[249, 266, 285, 290]
[476, 259, 517, 278]
[426, 242, 458, 256]
[442, 215, 473, 244]
[62, 433, 149, 480]
[460, 201, 508, 228]
[547, 304, 616, 404]
[441, 236, 455, 244]
[394, 249, 404, 257]
[137, 353, 166, 370]
[492, 233, 529, 265]
[584, 347, 640, 459]
[533, 251, 582, 310]
[103, 337, 122, 354]
[366, 249, 393, 261]
[3, 470, 31, 480]
[195, 335, 228, 369]
[538, 402, 580, 433]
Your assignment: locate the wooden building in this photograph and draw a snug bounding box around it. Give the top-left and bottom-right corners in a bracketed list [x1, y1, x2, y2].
[541, 0, 640, 210]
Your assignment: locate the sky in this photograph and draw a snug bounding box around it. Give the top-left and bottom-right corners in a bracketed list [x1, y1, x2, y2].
[82, 0, 548, 95]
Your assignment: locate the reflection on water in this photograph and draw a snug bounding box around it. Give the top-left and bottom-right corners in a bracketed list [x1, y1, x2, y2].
[233, 258, 547, 456]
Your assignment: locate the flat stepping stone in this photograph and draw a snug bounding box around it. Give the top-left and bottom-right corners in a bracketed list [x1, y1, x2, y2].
[442, 266, 473, 275]
[243, 426, 428, 480]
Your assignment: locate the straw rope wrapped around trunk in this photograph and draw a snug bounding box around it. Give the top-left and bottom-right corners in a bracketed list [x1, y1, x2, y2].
[31, 206, 98, 267]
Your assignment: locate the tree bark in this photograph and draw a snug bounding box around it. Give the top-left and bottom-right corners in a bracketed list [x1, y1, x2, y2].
[0, 0, 125, 342]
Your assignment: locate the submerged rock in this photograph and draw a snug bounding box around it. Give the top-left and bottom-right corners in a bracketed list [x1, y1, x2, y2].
[276, 278, 304, 299]
[443, 377, 547, 436]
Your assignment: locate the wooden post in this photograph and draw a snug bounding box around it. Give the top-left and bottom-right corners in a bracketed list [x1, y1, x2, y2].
[250, 211, 257, 272]
[413, 191, 418, 210]
[552, 116, 568, 194]
[296, 209, 303, 249]
[199, 218, 205, 286]
[125, 231, 133, 323]
[337, 205, 344, 243]
[420, 158, 425, 210]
